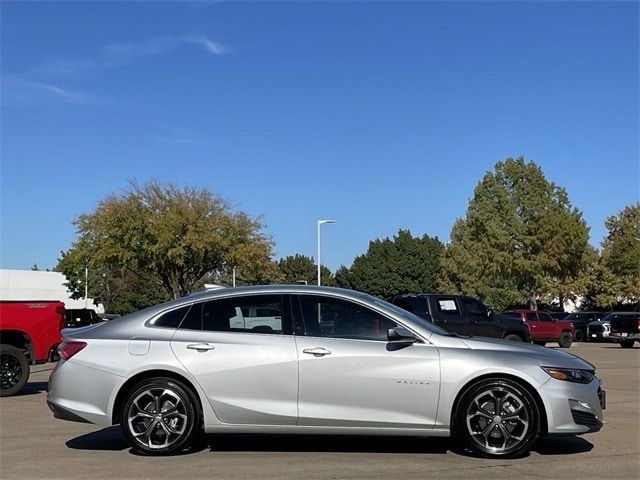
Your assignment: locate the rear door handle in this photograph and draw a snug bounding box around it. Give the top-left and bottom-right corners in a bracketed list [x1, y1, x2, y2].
[303, 347, 332, 357]
[187, 343, 216, 352]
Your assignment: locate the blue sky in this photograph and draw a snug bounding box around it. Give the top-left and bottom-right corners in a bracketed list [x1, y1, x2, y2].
[1, 1, 638, 272]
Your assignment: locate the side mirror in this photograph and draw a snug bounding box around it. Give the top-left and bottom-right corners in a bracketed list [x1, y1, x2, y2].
[387, 327, 418, 344]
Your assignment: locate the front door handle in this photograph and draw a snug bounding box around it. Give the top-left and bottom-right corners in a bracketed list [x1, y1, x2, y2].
[303, 347, 332, 357]
[187, 343, 216, 352]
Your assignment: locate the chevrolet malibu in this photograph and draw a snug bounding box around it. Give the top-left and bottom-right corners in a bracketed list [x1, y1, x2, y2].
[48, 286, 605, 457]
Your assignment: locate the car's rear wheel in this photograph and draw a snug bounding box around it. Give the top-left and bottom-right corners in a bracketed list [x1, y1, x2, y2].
[0, 344, 29, 397]
[557, 332, 573, 348]
[503, 334, 523, 342]
[120, 377, 201, 455]
[456, 378, 539, 458]
[619, 340, 636, 348]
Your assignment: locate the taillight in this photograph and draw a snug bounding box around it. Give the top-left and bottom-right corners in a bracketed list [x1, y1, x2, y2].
[58, 341, 87, 360]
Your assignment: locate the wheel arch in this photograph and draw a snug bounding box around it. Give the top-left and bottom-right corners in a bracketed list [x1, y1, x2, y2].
[0, 330, 33, 362]
[449, 373, 548, 436]
[502, 331, 527, 342]
[111, 369, 203, 425]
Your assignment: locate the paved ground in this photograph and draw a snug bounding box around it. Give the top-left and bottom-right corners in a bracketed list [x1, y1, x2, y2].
[1, 342, 638, 480]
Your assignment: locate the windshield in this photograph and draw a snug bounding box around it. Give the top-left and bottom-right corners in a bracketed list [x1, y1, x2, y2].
[368, 296, 450, 335]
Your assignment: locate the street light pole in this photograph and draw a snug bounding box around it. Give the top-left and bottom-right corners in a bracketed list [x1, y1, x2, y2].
[84, 267, 88, 309]
[317, 219, 336, 286]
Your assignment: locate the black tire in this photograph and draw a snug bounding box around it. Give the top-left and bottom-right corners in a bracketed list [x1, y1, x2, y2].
[574, 329, 584, 342]
[455, 378, 539, 458]
[504, 334, 523, 342]
[0, 344, 30, 397]
[120, 377, 201, 455]
[558, 332, 573, 348]
[620, 340, 636, 349]
[532, 341, 546, 346]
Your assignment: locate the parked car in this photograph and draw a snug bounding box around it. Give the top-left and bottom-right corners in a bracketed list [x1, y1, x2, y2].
[64, 308, 104, 329]
[391, 294, 529, 342]
[607, 312, 640, 348]
[48, 285, 605, 458]
[587, 316, 613, 342]
[502, 309, 575, 347]
[0, 300, 65, 396]
[548, 312, 570, 320]
[563, 312, 607, 342]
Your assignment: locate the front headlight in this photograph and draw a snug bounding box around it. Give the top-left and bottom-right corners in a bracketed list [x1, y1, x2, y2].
[542, 367, 595, 384]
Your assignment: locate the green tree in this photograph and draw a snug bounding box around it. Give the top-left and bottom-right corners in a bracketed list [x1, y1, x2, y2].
[277, 254, 335, 286]
[582, 203, 640, 309]
[601, 203, 640, 304]
[62, 180, 277, 300]
[336, 229, 443, 299]
[438, 157, 590, 310]
[56, 238, 168, 314]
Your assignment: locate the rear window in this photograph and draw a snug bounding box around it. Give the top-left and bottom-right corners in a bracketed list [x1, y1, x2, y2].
[152, 305, 191, 328]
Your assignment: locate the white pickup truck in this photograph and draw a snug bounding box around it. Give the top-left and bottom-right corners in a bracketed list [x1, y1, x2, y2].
[229, 306, 282, 332]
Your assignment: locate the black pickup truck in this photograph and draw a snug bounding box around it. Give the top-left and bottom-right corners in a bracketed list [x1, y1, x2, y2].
[391, 294, 530, 342]
[608, 312, 640, 348]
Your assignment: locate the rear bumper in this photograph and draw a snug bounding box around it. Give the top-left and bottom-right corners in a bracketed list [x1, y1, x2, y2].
[610, 333, 640, 341]
[47, 400, 92, 424]
[47, 359, 122, 426]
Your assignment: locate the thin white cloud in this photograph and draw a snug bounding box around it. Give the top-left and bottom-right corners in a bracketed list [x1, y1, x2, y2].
[103, 36, 181, 66]
[28, 81, 103, 106]
[188, 35, 226, 55]
[8, 34, 226, 108]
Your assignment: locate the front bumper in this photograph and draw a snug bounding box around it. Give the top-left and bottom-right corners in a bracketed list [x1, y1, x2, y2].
[541, 377, 605, 435]
[587, 329, 610, 341]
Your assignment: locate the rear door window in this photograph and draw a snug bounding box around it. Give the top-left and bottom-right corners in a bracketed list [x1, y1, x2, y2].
[179, 295, 288, 334]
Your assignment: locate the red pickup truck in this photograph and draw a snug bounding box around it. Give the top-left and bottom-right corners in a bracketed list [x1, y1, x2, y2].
[502, 309, 576, 348]
[0, 301, 65, 396]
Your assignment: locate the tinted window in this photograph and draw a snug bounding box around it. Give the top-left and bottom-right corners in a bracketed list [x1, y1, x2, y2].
[538, 312, 554, 322]
[435, 298, 461, 316]
[180, 295, 285, 334]
[180, 303, 203, 330]
[461, 298, 487, 316]
[526, 312, 538, 321]
[153, 305, 191, 328]
[298, 295, 397, 341]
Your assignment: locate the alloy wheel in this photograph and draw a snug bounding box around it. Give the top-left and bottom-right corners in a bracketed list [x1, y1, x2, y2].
[0, 353, 23, 390]
[465, 386, 531, 454]
[127, 387, 189, 450]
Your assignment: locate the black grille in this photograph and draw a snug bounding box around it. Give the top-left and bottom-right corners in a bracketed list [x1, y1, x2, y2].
[571, 409, 599, 428]
[589, 324, 604, 334]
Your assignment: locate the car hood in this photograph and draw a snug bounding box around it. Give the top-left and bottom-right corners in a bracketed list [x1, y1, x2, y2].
[588, 320, 610, 326]
[460, 336, 594, 369]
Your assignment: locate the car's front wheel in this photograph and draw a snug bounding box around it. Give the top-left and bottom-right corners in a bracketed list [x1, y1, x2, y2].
[120, 377, 201, 455]
[574, 330, 584, 342]
[456, 378, 539, 458]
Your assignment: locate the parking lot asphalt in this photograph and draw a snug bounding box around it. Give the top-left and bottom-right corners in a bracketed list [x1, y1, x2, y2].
[1, 342, 638, 480]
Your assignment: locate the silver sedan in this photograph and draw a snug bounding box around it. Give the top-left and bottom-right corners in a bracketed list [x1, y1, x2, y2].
[47, 286, 605, 457]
